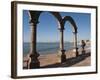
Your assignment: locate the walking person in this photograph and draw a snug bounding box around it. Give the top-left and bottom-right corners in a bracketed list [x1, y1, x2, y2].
[81, 40, 86, 54]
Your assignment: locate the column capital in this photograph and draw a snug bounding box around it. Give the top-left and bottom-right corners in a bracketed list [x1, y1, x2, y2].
[73, 32, 77, 34]
[29, 19, 39, 26]
[61, 49, 66, 52]
[59, 49, 66, 53]
[58, 28, 65, 31]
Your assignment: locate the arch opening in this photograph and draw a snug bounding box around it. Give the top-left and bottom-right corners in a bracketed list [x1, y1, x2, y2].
[62, 16, 78, 57]
[64, 21, 76, 58]
[35, 11, 61, 67]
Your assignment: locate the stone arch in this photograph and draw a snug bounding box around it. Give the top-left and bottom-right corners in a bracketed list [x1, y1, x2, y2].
[28, 11, 63, 68]
[61, 16, 78, 57]
[28, 11, 62, 27]
[28, 11, 79, 68]
[62, 16, 77, 33]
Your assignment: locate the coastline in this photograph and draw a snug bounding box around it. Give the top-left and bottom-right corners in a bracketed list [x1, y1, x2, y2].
[23, 46, 91, 68]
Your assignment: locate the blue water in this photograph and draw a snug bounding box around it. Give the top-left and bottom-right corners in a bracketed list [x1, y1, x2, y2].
[23, 42, 76, 56]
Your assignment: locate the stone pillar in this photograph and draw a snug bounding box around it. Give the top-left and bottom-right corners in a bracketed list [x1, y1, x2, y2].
[29, 21, 40, 69]
[73, 32, 78, 57]
[59, 28, 66, 63]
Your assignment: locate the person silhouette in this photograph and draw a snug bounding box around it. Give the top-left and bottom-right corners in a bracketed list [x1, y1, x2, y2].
[81, 40, 86, 54]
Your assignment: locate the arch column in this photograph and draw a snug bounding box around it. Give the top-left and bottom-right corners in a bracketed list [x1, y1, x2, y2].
[58, 28, 66, 63]
[29, 21, 40, 69]
[73, 32, 78, 57]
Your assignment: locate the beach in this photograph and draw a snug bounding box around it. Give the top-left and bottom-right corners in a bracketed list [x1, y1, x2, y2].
[23, 46, 91, 69]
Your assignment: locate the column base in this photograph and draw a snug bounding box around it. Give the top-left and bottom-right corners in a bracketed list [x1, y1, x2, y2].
[60, 50, 66, 63]
[29, 52, 40, 69]
[76, 48, 79, 57]
[29, 60, 40, 69]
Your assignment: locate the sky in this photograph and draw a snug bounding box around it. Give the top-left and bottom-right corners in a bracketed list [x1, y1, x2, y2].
[23, 10, 91, 43]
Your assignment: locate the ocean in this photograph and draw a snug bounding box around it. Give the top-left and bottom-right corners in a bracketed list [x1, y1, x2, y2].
[23, 42, 76, 56]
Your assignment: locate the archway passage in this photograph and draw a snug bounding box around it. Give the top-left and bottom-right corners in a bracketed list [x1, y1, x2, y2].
[58, 16, 78, 63]
[37, 12, 60, 67]
[28, 11, 62, 68]
[28, 11, 78, 69]
[62, 16, 78, 57]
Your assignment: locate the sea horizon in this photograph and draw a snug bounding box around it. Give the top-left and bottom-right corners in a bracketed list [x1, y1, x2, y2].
[23, 42, 75, 57]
